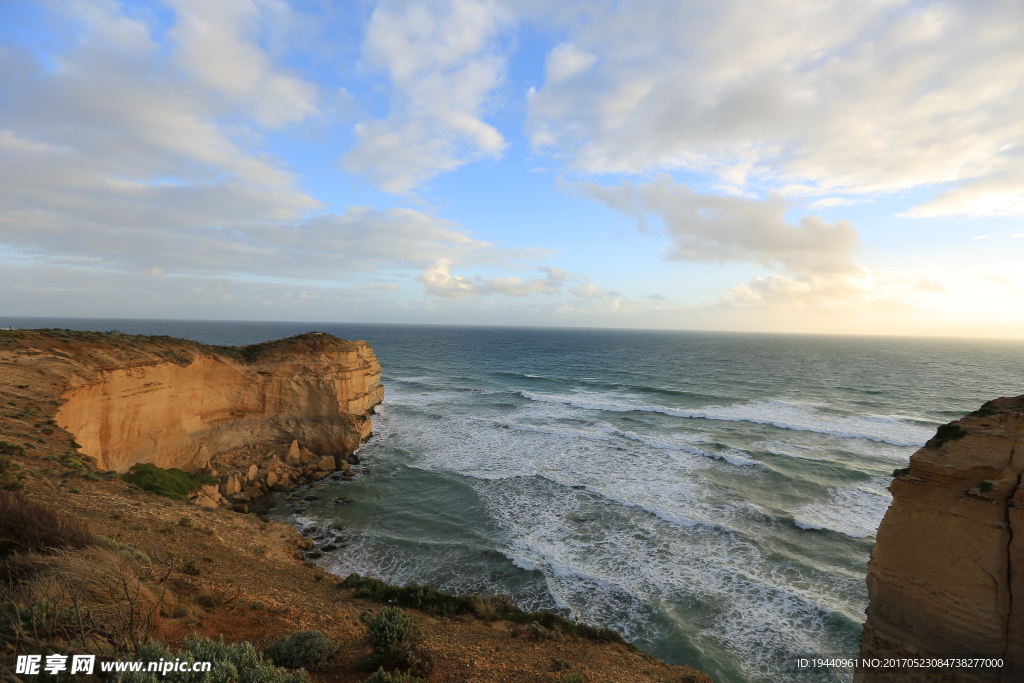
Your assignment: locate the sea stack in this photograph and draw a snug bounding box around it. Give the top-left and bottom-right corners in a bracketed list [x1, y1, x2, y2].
[857, 395, 1024, 683]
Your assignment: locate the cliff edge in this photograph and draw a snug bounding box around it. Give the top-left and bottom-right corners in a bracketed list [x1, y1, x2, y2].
[2, 329, 383, 509]
[857, 395, 1024, 683]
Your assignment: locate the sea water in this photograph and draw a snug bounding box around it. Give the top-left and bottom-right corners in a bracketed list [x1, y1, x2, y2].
[6, 318, 1023, 683]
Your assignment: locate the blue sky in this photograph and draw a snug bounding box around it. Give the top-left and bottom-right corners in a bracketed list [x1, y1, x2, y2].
[1, 0, 1023, 337]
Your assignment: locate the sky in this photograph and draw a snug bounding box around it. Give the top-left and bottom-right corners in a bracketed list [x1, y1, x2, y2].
[1, 0, 1023, 338]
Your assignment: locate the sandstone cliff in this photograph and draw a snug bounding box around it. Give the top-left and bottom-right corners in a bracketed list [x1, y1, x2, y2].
[2, 329, 382, 509]
[857, 395, 1024, 683]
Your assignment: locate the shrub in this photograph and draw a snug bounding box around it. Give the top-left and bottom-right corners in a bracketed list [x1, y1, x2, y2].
[121, 463, 218, 502]
[511, 620, 564, 641]
[263, 630, 340, 671]
[0, 441, 24, 457]
[364, 668, 425, 683]
[557, 674, 586, 683]
[932, 423, 968, 447]
[0, 490, 92, 556]
[115, 635, 311, 683]
[340, 573, 627, 645]
[383, 642, 433, 679]
[181, 560, 202, 576]
[94, 534, 152, 565]
[361, 607, 419, 659]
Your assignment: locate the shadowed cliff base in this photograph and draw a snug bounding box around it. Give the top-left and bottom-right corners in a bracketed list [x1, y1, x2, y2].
[857, 395, 1024, 683]
[0, 328, 713, 682]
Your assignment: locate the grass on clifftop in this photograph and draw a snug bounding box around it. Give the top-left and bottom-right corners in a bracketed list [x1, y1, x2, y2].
[1, 328, 360, 367]
[121, 463, 218, 502]
[339, 574, 632, 648]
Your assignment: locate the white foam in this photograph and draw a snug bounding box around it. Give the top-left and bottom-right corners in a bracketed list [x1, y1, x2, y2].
[521, 391, 933, 446]
[354, 386, 874, 681]
[792, 482, 892, 539]
[474, 478, 865, 681]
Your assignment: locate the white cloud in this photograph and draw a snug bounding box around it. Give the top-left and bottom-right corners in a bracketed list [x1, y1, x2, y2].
[914, 278, 944, 293]
[341, 0, 510, 193]
[581, 175, 860, 276]
[0, 1, 552, 287]
[808, 197, 870, 209]
[168, 0, 319, 127]
[417, 261, 566, 298]
[528, 0, 1024, 215]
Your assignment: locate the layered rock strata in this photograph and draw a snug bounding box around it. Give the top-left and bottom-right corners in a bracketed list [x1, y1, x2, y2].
[857, 395, 1024, 683]
[51, 332, 383, 510]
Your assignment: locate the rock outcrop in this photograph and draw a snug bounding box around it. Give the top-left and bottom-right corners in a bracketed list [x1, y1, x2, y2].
[857, 395, 1024, 683]
[43, 331, 382, 509]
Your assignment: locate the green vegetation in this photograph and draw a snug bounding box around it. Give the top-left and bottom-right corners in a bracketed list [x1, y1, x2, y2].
[557, 674, 586, 683]
[182, 560, 202, 576]
[511, 620, 565, 641]
[263, 630, 340, 671]
[357, 607, 432, 679]
[94, 534, 152, 565]
[364, 668, 425, 683]
[121, 462, 218, 502]
[932, 422, 968, 447]
[114, 635, 311, 683]
[361, 607, 419, 658]
[0, 441, 24, 457]
[340, 573, 628, 645]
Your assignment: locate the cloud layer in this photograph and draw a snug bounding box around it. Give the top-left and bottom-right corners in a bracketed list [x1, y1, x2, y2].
[528, 0, 1024, 216]
[582, 175, 860, 277]
[341, 0, 510, 194]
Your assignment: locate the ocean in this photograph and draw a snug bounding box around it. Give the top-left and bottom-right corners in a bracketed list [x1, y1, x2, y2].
[6, 317, 1023, 683]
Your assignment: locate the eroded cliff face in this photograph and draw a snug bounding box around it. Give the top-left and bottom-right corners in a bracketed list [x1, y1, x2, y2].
[857, 395, 1024, 683]
[45, 332, 382, 509]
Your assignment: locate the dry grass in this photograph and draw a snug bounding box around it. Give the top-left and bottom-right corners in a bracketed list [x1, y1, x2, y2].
[0, 490, 92, 556]
[2, 546, 164, 653]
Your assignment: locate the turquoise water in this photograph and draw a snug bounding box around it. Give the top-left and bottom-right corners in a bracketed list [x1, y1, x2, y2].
[7, 318, 1024, 683]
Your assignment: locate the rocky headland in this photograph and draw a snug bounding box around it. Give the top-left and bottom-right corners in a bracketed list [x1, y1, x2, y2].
[18, 329, 383, 509]
[0, 328, 711, 683]
[857, 395, 1024, 683]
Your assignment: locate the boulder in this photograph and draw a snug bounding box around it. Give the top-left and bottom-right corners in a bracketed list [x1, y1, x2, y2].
[286, 440, 302, 465]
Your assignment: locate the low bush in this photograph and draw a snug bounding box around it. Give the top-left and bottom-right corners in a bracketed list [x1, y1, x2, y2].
[511, 620, 564, 641]
[0, 441, 24, 457]
[364, 668, 425, 683]
[115, 635, 310, 683]
[383, 641, 433, 679]
[340, 573, 627, 645]
[263, 630, 340, 671]
[0, 491, 92, 557]
[361, 607, 419, 658]
[931, 423, 968, 447]
[557, 674, 586, 683]
[121, 463, 218, 502]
